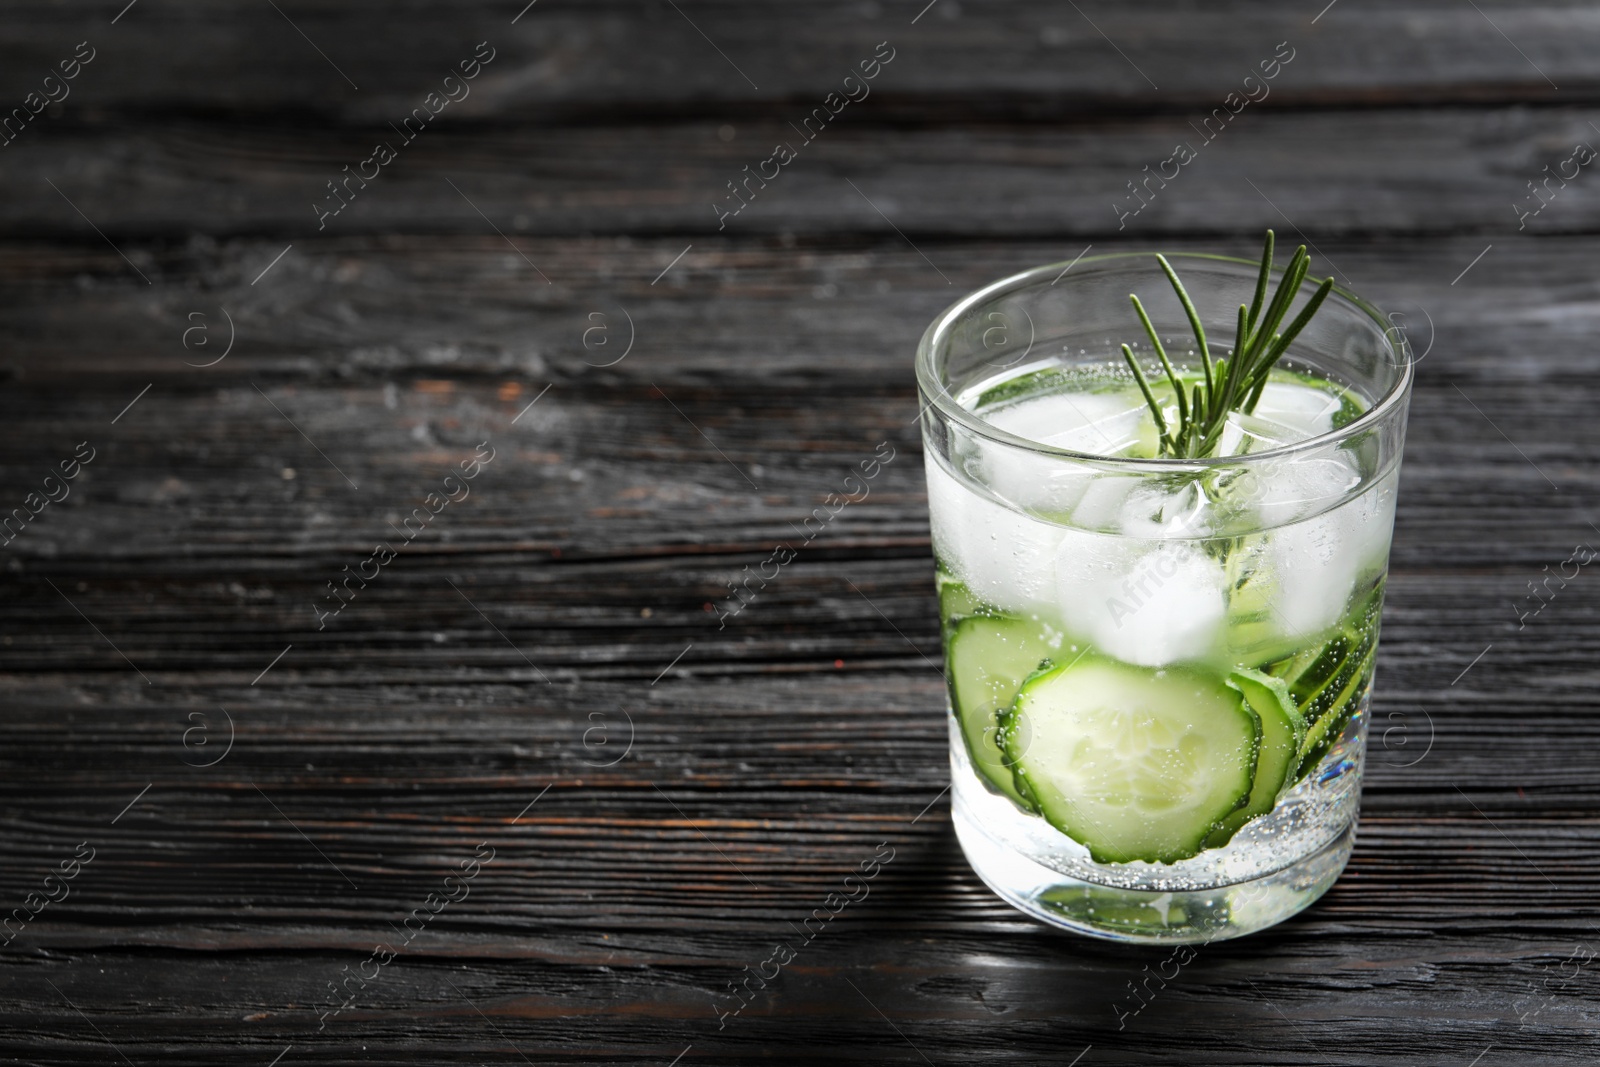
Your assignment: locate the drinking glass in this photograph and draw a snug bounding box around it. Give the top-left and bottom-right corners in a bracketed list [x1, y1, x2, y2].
[916, 253, 1412, 942]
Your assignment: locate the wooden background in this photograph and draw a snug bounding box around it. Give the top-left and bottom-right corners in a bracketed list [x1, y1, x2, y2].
[0, 1, 1596, 1063]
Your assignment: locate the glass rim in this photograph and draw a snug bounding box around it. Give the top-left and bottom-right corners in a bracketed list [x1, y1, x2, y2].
[915, 250, 1414, 471]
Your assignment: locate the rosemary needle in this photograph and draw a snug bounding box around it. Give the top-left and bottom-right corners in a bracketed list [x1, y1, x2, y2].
[1120, 230, 1334, 460]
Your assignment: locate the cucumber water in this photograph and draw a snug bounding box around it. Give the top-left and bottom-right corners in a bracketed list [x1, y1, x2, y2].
[932, 365, 1397, 872]
[920, 251, 1412, 943]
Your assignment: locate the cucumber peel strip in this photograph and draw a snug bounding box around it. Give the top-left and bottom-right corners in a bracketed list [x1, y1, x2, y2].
[1205, 668, 1304, 848]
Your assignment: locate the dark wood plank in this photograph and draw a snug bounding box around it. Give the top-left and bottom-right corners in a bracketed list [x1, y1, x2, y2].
[0, 0, 1591, 120]
[6, 106, 1600, 239]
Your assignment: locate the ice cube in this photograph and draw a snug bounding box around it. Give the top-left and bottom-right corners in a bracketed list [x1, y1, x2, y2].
[973, 443, 1100, 518]
[1261, 513, 1357, 638]
[1249, 380, 1343, 441]
[967, 391, 1147, 517]
[985, 390, 1146, 456]
[1217, 411, 1292, 457]
[1070, 474, 1143, 533]
[1056, 536, 1226, 667]
[925, 452, 1065, 615]
[1248, 469, 1399, 641]
[1245, 449, 1361, 528]
[1342, 468, 1400, 575]
[1117, 477, 1214, 538]
[1222, 463, 1401, 646]
[1232, 449, 1365, 640]
[1217, 381, 1343, 457]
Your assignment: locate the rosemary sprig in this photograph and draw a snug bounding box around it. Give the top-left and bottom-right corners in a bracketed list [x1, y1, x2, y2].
[1119, 230, 1334, 460]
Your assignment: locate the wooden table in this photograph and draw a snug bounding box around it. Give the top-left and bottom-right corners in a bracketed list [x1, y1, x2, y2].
[1, 2, 1595, 1063]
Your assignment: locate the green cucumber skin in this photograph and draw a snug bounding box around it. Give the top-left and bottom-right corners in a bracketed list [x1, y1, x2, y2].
[999, 657, 1260, 865]
[937, 572, 988, 629]
[945, 614, 1054, 811]
[1264, 579, 1384, 781]
[1205, 669, 1303, 848]
[1295, 635, 1378, 779]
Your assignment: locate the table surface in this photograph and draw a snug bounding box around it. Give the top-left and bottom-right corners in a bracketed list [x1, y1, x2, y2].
[2, 2, 1596, 1064]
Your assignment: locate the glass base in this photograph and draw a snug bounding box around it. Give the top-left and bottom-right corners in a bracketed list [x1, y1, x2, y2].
[955, 801, 1355, 944]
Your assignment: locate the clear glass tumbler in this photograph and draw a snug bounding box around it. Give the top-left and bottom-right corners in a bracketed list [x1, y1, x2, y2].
[916, 253, 1412, 943]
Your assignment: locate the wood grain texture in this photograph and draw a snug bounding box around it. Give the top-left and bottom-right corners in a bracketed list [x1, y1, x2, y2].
[0, 0, 1594, 118]
[7, 107, 1600, 239]
[2, 2, 1598, 1064]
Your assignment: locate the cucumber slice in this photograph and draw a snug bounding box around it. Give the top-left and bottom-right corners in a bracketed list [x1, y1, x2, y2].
[1037, 883, 1191, 932]
[1270, 636, 1348, 705]
[999, 657, 1260, 865]
[1261, 581, 1384, 782]
[1205, 669, 1304, 848]
[937, 572, 987, 624]
[1225, 553, 1294, 664]
[946, 615, 1056, 810]
[1296, 637, 1377, 778]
